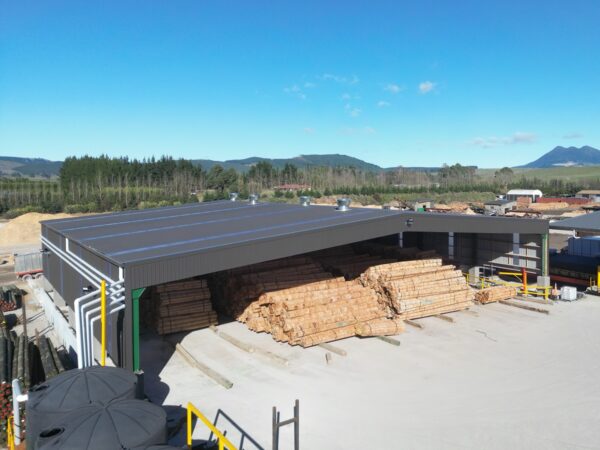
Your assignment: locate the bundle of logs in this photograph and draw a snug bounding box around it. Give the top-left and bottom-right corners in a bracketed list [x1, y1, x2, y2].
[150, 278, 218, 335]
[219, 256, 407, 347]
[0, 286, 21, 312]
[361, 258, 474, 319]
[474, 285, 517, 304]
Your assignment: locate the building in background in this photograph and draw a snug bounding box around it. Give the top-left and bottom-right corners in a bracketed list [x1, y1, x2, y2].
[484, 199, 516, 216]
[506, 189, 543, 203]
[576, 190, 600, 202]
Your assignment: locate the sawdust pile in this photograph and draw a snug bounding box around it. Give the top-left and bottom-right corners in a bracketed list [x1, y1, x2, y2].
[0, 213, 79, 246]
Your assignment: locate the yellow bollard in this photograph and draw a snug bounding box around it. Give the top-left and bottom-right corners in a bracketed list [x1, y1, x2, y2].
[100, 280, 106, 367]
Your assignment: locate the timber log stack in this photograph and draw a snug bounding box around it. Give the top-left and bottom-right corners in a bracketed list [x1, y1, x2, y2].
[361, 258, 474, 319]
[475, 285, 518, 304]
[152, 278, 218, 335]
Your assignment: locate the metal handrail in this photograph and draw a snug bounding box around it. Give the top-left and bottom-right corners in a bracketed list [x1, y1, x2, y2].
[187, 402, 237, 450]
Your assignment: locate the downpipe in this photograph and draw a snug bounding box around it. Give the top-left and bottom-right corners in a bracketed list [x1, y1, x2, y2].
[84, 289, 124, 366]
[88, 299, 126, 366]
[81, 285, 124, 367]
[74, 289, 101, 368]
[41, 236, 126, 367]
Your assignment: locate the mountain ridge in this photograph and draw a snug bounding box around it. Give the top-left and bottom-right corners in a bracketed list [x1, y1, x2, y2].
[520, 145, 600, 168]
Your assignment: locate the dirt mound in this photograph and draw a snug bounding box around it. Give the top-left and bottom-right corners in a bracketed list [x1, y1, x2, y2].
[0, 212, 79, 246]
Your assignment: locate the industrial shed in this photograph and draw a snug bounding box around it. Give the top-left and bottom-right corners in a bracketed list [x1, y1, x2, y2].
[40, 199, 549, 371]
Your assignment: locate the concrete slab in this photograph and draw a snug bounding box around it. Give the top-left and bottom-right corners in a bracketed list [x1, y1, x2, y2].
[142, 298, 600, 450]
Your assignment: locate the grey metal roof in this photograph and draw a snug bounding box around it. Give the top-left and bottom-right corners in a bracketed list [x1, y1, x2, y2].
[42, 200, 549, 269]
[550, 211, 600, 232]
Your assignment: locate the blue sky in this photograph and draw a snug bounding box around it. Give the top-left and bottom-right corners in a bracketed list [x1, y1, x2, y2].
[1, 1, 599, 168]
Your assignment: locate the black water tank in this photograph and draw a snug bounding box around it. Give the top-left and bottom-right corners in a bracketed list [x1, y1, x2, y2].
[26, 366, 139, 450]
[145, 446, 186, 449]
[35, 398, 167, 450]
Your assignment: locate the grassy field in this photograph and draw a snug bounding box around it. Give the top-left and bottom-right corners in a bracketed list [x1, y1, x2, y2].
[477, 166, 600, 182]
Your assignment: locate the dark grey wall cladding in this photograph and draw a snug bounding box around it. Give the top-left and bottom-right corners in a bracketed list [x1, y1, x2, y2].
[41, 223, 121, 307]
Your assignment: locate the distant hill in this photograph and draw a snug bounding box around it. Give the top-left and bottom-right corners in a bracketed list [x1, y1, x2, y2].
[521, 146, 600, 168]
[0, 157, 62, 178]
[192, 154, 384, 172]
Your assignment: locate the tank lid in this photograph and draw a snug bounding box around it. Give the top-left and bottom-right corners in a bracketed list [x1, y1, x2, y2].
[28, 366, 138, 412]
[36, 399, 166, 450]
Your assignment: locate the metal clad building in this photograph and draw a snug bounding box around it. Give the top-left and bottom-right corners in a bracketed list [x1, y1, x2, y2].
[40, 200, 549, 370]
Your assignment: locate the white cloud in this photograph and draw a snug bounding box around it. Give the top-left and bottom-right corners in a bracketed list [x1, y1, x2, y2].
[341, 93, 351, 100]
[284, 84, 306, 100]
[349, 107, 361, 118]
[340, 126, 376, 135]
[319, 73, 359, 85]
[304, 82, 316, 88]
[303, 127, 315, 134]
[364, 126, 376, 134]
[511, 131, 536, 144]
[377, 100, 390, 108]
[418, 81, 436, 94]
[563, 132, 583, 139]
[344, 103, 361, 117]
[470, 132, 537, 148]
[384, 83, 403, 94]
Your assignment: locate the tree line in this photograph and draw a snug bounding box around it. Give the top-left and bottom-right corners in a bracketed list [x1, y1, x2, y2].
[1, 156, 599, 217]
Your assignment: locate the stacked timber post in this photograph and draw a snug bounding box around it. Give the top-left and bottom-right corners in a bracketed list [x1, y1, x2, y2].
[361, 258, 474, 319]
[245, 278, 388, 347]
[151, 278, 218, 335]
[220, 258, 332, 320]
[475, 286, 517, 304]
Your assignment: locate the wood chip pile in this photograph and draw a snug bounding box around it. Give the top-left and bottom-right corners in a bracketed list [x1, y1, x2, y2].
[474, 285, 517, 304]
[361, 258, 474, 319]
[150, 278, 218, 334]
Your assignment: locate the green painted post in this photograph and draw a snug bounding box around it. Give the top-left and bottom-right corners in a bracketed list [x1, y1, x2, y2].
[541, 233, 549, 276]
[132, 288, 146, 372]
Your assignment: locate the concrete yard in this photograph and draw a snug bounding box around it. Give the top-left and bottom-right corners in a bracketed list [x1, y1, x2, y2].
[142, 297, 600, 450]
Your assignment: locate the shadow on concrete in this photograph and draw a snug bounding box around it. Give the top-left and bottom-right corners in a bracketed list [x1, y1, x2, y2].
[210, 408, 265, 450]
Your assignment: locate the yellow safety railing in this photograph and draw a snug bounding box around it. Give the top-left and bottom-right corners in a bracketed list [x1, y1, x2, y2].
[7, 416, 15, 450]
[187, 402, 237, 450]
[464, 271, 551, 300]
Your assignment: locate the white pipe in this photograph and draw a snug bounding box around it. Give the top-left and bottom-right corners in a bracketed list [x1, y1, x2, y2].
[41, 237, 102, 287]
[84, 293, 125, 366]
[78, 285, 123, 368]
[12, 379, 26, 445]
[41, 236, 126, 367]
[65, 237, 120, 285]
[74, 289, 101, 368]
[89, 301, 125, 366]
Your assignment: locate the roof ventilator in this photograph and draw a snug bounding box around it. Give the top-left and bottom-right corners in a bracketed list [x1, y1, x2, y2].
[299, 196, 311, 206]
[249, 194, 259, 205]
[336, 198, 351, 211]
[229, 192, 239, 201]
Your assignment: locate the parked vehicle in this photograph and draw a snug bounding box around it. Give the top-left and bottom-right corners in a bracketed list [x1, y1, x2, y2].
[14, 251, 43, 279]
